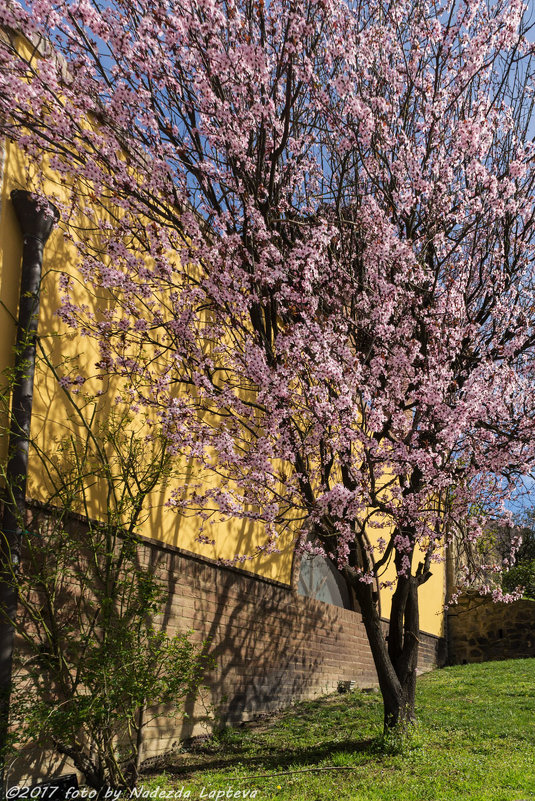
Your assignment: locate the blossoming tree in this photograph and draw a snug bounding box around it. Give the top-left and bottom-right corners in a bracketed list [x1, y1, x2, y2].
[2, 0, 535, 729]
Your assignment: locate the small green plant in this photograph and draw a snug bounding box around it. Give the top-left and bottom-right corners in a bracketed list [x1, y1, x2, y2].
[10, 520, 209, 787]
[501, 517, 535, 599]
[373, 719, 426, 757]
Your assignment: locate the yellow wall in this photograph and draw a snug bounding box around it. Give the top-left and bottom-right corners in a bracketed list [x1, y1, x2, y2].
[0, 139, 294, 581]
[0, 138, 445, 635]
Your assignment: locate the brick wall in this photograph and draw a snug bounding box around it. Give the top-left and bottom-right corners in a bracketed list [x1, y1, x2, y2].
[447, 592, 535, 665]
[137, 538, 446, 761]
[10, 536, 447, 780]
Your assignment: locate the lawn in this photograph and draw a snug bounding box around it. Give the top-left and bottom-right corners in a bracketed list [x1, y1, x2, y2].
[141, 659, 535, 801]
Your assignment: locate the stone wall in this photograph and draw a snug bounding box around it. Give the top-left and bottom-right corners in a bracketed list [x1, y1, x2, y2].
[447, 592, 535, 665]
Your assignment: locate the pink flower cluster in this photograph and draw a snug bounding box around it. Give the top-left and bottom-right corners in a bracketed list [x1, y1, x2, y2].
[1, 0, 535, 596]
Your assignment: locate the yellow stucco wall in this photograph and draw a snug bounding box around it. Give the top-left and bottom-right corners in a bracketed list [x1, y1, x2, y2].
[0, 138, 445, 636]
[0, 139, 293, 580]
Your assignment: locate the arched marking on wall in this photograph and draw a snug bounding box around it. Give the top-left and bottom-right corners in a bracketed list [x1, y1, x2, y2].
[297, 552, 352, 609]
[290, 530, 382, 616]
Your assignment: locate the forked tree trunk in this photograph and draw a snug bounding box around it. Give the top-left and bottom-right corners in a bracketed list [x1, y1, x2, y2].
[344, 563, 421, 731]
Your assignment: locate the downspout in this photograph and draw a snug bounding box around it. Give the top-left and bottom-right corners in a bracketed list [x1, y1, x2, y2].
[0, 189, 59, 785]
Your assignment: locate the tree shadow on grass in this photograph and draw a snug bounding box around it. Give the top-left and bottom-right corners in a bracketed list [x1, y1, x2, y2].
[142, 737, 377, 778]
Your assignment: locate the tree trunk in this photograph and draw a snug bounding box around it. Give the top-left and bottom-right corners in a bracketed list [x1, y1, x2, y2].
[385, 563, 420, 729]
[344, 564, 420, 732]
[381, 658, 417, 730]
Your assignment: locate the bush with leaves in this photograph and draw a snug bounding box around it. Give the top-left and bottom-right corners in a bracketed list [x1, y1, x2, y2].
[501, 519, 535, 601]
[2, 398, 210, 788]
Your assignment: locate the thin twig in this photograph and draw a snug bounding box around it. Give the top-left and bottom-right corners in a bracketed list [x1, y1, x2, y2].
[230, 765, 362, 780]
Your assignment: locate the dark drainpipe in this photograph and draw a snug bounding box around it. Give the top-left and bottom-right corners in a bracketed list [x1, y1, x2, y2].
[0, 190, 59, 785]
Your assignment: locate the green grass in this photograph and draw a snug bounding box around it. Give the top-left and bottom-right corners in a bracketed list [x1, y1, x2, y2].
[142, 659, 535, 800]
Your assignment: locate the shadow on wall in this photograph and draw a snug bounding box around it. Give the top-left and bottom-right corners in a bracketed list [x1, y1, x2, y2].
[448, 592, 535, 665]
[4, 745, 72, 795]
[8, 537, 344, 784]
[140, 540, 381, 764]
